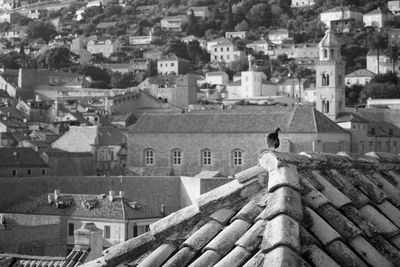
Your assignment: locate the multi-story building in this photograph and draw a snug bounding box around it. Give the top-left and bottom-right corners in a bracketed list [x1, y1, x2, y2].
[388, 28, 400, 45]
[209, 38, 244, 64]
[87, 39, 122, 58]
[291, 0, 315, 8]
[205, 71, 229, 86]
[157, 56, 190, 75]
[51, 126, 126, 176]
[268, 29, 290, 45]
[246, 37, 275, 56]
[363, 7, 390, 28]
[389, 0, 400, 15]
[160, 15, 186, 31]
[345, 69, 375, 86]
[273, 43, 319, 60]
[320, 6, 362, 32]
[367, 49, 399, 74]
[187, 6, 210, 18]
[0, 147, 49, 177]
[126, 107, 350, 176]
[225, 31, 247, 39]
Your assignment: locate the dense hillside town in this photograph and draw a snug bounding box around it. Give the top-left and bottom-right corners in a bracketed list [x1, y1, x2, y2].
[3, 0, 400, 266]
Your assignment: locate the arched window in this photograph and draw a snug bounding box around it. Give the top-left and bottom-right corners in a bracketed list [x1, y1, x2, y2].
[322, 73, 330, 86]
[201, 149, 212, 166]
[144, 149, 154, 166]
[172, 149, 182, 165]
[330, 49, 335, 58]
[325, 100, 330, 113]
[323, 49, 328, 58]
[232, 149, 243, 166]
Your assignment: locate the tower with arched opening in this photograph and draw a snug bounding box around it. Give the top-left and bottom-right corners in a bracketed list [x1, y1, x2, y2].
[315, 29, 345, 121]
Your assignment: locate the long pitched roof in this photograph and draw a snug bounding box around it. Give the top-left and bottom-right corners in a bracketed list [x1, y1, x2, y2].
[0, 147, 48, 167]
[80, 150, 400, 267]
[0, 248, 89, 267]
[128, 107, 348, 134]
[4, 193, 163, 220]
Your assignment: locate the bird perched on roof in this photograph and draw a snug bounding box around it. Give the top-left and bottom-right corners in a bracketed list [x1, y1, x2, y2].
[265, 128, 280, 151]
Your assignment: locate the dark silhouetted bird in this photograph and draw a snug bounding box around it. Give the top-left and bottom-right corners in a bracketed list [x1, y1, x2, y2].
[265, 128, 280, 151]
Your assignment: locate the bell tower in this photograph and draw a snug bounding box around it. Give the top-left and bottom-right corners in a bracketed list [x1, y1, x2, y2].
[315, 29, 345, 121]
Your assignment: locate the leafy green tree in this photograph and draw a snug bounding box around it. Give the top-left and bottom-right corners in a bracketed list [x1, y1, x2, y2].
[186, 9, 198, 36]
[235, 20, 249, 32]
[360, 82, 400, 103]
[78, 65, 110, 83]
[37, 47, 74, 70]
[246, 3, 272, 28]
[345, 84, 363, 106]
[371, 72, 398, 85]
[25, 21, 57, 44]
[163, 39, 189, 59]
[222, 0, 234, 31]
[110, 72, 136, 88]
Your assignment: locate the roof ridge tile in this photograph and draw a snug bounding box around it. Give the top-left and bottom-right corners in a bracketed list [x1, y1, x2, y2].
[136, 243, 176, 267]
[261, 214, 300, 253]
[234, 165, 267, 183]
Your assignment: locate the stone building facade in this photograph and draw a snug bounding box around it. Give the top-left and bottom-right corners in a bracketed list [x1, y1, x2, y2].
[127, 108, 350, 176]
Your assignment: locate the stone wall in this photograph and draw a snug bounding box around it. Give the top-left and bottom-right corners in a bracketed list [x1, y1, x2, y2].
[0, 214, 65, 256]
[127, 132, 350, 176]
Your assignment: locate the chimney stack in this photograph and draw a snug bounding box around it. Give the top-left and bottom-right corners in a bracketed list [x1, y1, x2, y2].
[108, 190, 115, 202]
[74, 223, 103, 262]
[54, 189, 60, 200]
[161, 204, 166, 216]
[119, 190, 124, 198]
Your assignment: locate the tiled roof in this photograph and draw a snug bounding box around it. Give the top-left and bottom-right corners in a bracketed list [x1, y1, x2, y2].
[323, 5, 352, 13]
[128, 107, 348, 134]
[365, 7, 383, 15]
[345, 69, 375, 78]
[0, 147, 48, 167]
[82, 150, 400, 267]
[0, 248, 89, 267]
[4, 193, 163, 220]
[336, 112, 369, 123]
[52, 126, 124, 152]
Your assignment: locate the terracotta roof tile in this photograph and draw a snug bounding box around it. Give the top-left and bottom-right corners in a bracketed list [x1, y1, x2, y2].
[81, 150, 400, 267]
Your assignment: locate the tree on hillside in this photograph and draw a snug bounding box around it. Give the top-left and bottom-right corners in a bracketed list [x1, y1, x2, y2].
[368, 31, 388, 75]
[37, 46, 74, 70]
[359, 82, 400, 103]
[186, 9, 198, 36]
[78, 65, 110, 83]
[222, 0, 234, 31]
[345, 84, 363, 106]
[385, 44, 400, 73]
[246, 3, 272, 28]
[25, 21, 57, 44]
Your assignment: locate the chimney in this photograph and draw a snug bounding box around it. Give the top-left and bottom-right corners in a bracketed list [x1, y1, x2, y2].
[54, 189, 60, 200]
[119, 190, 124, 198]
[108, 190, 115, 202]
[160, 204, 166, 216]
[35, 95, 40, 101]
[74, 223, 103, 262]
[12, 151, 19, 163]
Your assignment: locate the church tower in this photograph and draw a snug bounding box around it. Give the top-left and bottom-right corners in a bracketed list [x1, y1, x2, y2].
[315, 29, 345, 121]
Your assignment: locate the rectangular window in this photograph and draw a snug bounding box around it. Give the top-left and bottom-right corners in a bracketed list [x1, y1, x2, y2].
[27, 169, 32, 176]
[386, 141, 390, 152]
[171, 63, 174, 67]
[214, 56, 217, 60]
[214, 48, 217, 52]
[369, 141, 374, 151]
[68, 223, 74, 236]
[42, 169, 46, 175]
[145, 149, 154, 166]
[227, 47, 230, 51]
[12, 170, 17, 176]
[220, 55, 223, 60]
[133, 224, 138, 237]
[104, 225, 111, 238]
[220, 47, 223, 52]
[202, 150, 212, 166]
[233, 150, 243, 166]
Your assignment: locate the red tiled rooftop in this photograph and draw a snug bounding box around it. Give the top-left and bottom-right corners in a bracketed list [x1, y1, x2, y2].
[81, 150, 400, 267]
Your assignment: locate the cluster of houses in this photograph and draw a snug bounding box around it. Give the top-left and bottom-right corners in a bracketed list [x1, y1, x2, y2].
[3, 0, 400, 263]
